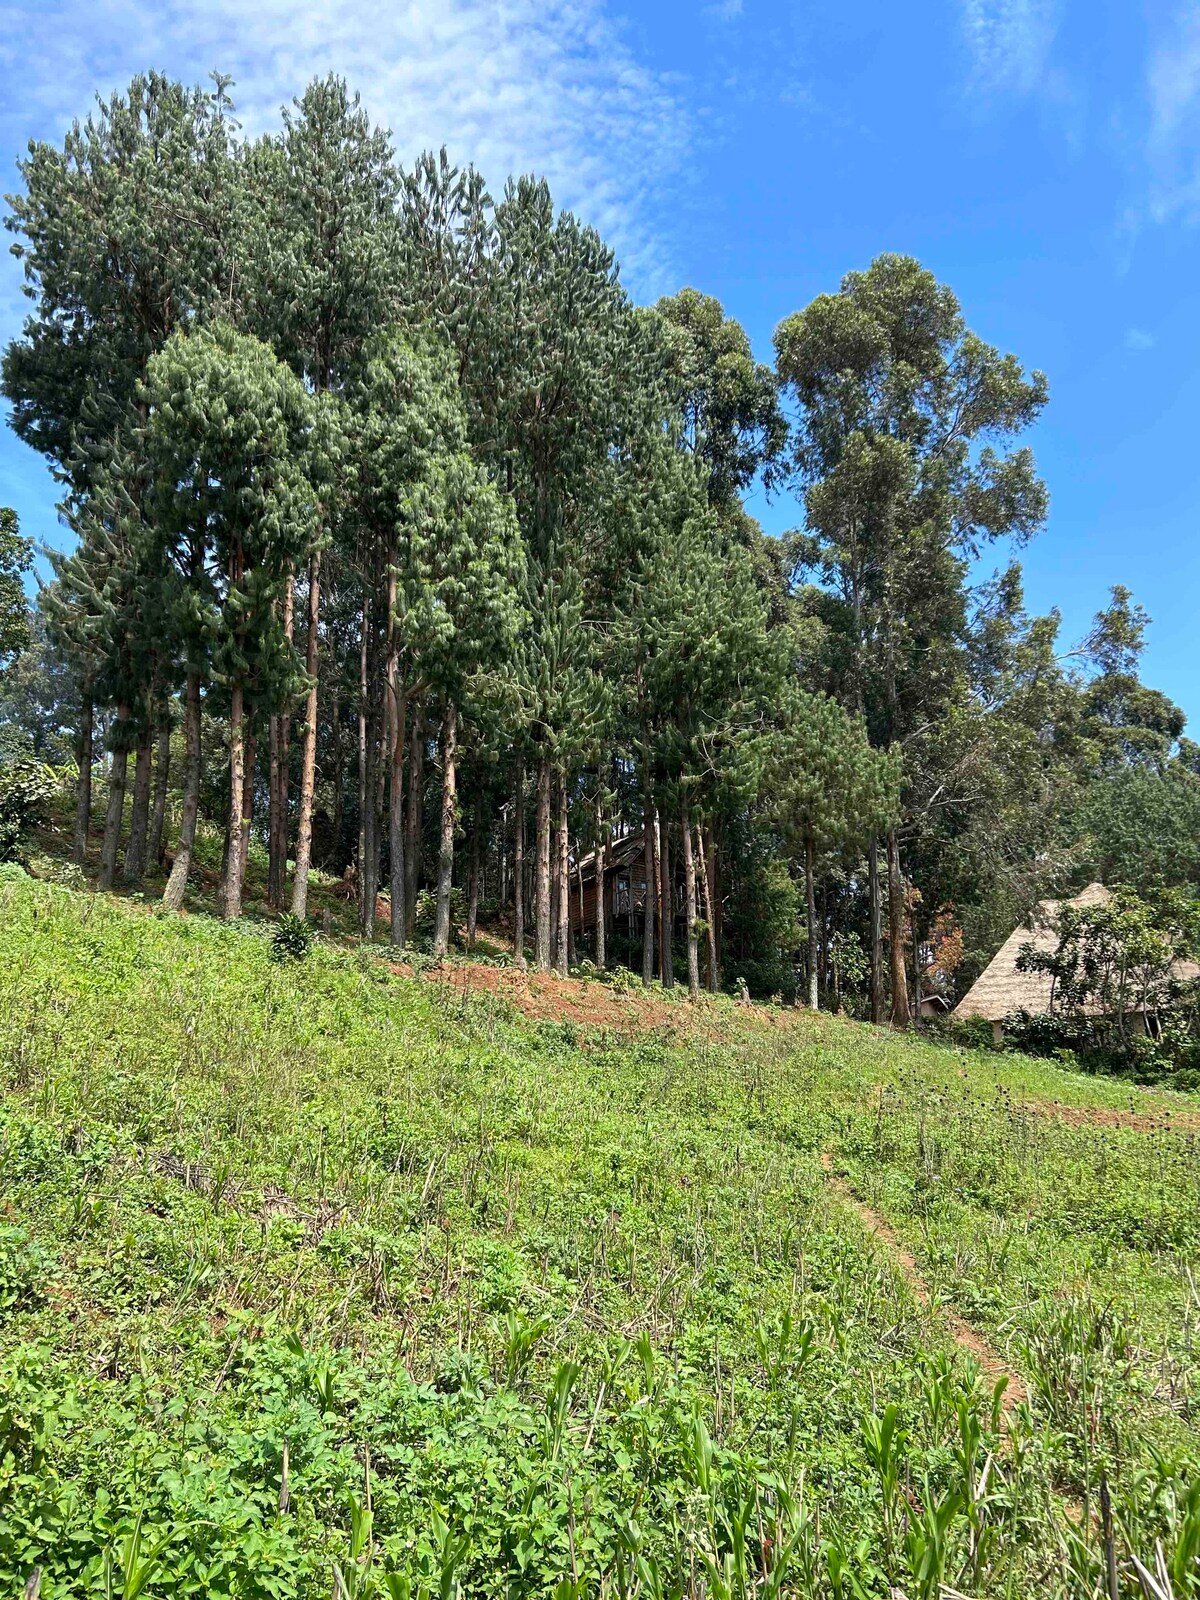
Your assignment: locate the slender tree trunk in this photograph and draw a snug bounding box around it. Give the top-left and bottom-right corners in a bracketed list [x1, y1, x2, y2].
[238, 721, 257, 894]
[122, 728, 153, 885]
[433, 699, 457, 960]
[554, 768, 569, 976]
[383, 565, 399, 939]
[910, 901, 923, 1031]
[869, 840, 885, 1025]
[268, 714, 283, 907]
[222, 680, 245, 920]
[268, 573, 294, 911]
[805, 833, 819, 1011]
[467, 791, 481, 953]
[513, 755, 527, 970]
[73, 692, 94, 865]
[162, 674, 202, 913]
[358, 599, 370, 937]
[330, 682, 344, 874]
[389, 667, 406, 949]
[697, 823, 719, 993]
[99, 704, 131, 891]
[642, 809, 656, 984]
[887, 829, 911, 1028]
[291, 548, 322, 920]
[594, 793, 606, 972]
[405, 704, 425, 936]
[549, 802, 560, 962]
[534, 746, 552, 971]
[681, 798, 700, 998]
[275, 576, 294, 902]
[148, 707, 171, 870]
[658, 809, 674, 989]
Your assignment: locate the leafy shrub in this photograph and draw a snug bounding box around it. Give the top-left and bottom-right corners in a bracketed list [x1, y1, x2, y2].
[1003, 1006, 1189, 1082]
[926, 1013, 1001, 1052]
[0, 1225, 57, 1313]
[726, 956, 798, 1004]
[270, 913, 313, 963]
[0, 759, 60, 862]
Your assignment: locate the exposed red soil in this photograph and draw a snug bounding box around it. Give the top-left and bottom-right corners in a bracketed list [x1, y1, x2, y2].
[416, 960, 689, 1033]
[820, 1149, 1026, 1423]
[1017, 1098, 1200, 1132]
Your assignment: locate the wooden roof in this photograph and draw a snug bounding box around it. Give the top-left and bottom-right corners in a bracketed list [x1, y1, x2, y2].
[574, 829, 648, 882]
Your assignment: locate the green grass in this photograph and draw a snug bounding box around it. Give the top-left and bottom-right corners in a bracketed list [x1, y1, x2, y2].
[2, 868, 1200, 1598]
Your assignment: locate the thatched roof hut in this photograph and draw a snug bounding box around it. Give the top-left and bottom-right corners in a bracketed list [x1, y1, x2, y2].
[955, 883, 1111, 1031]
[954, 882, 1199, 1041]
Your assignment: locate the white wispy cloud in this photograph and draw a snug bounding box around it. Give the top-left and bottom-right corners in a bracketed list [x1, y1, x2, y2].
[0, 0, 692, 301]
[1145, 2, 1200, 225]
[1124, 327, 1155, 350]
[960, 0, 1060, 96]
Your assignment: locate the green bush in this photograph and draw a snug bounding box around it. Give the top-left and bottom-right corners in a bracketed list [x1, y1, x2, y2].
[0, 759, 60, 862]
[270, 912, 314, 963]
[0, 1224, 57, 1313]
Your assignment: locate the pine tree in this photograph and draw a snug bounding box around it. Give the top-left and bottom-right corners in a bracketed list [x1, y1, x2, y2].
[138, 322, 315, 915]
[247, 76, 401, 920]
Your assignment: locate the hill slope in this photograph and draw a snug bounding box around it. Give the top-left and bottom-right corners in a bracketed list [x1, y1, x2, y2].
[2, 870, 1198, 1598]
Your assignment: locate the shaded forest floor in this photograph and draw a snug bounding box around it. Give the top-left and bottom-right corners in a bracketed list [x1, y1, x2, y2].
[4, 834, 1200, 1595]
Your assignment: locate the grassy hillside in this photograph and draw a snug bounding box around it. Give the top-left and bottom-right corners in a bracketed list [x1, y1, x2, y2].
[2, 870, 1199, 1598]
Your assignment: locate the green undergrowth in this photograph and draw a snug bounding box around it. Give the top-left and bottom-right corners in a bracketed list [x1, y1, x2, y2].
[2, 870, 1199, 1597]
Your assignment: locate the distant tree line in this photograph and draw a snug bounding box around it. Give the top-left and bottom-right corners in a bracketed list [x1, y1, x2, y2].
[3, 71, 1198, 1010]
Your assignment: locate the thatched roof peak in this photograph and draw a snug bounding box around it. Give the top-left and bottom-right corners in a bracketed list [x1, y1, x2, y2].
[955, 883, 1111, 1023]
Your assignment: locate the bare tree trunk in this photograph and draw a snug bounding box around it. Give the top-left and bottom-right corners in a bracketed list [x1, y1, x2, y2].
[594, 791, 606, 972]
[534, 746, 552, 971]
[642, 809, 656, 984]
[548, 805, 560, 964]
[805, 833, 819, 1011]
[404, 704, 425, 936]
[658, 809, 674, 989]
[681, 798, 700, 998]
[268, 572, 295, 911]
[73, 692, 93, 865]
[554, 768, 570, 976]
[238, 721, 257, 894]
[162, 674, 202, 913]
[513, 755, 527, 970]
[98, 704, 131, 890]
[147, 706, 171, 870]
[358, 599, 371, 937]
[330, 682, 344, 873]
[268, 714, 283, 907]
[388, 619, 406, 949]
[122, 728, 153, 885]
[869, 839, 885, 1025]
[291, 548, 321, 920]
[697, 823, 719, 993]
[467, 791, 481, 953]
[433, 699, 457, 960]
[887, 829, 911, 1028]
[222, 680, 245, 919]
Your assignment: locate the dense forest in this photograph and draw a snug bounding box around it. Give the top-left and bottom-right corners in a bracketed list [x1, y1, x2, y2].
[3, 70, 1199, 1016]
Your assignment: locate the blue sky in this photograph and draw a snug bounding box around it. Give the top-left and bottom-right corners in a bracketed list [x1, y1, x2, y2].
[2, 0, 1198, 720]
